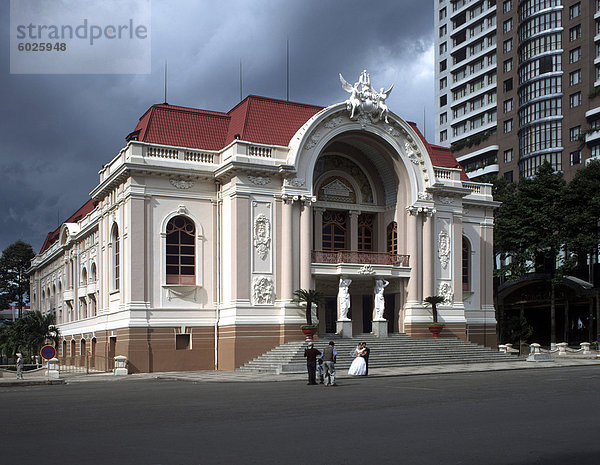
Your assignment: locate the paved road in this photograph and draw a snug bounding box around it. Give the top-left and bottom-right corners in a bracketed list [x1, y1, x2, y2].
[3, 366, 599, 465]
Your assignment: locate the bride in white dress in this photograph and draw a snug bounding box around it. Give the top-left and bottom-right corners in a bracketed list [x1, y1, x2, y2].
[348, 344, 367, 376]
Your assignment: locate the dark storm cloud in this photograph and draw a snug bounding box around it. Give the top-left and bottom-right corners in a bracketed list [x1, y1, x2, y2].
[0, 0, 434, 253]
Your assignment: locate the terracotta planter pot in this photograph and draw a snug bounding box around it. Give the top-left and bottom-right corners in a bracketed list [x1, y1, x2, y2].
[301, 326, 318, 340]
[428, 325, 444, 339]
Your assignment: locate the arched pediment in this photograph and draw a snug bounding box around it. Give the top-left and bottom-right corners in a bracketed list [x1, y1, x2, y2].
[59, 223, 80, 246]
[285, 103, 435, 205]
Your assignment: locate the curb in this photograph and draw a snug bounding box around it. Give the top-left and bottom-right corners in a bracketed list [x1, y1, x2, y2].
[0, 379, 65, 387]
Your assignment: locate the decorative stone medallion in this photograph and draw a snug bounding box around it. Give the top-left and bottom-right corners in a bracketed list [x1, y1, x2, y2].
[253, 214, 271, 260]
[170, 178, 194, 190]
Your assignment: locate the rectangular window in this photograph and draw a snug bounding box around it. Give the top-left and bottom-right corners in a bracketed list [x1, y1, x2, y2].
[503, 171, 513, 182]
[503, 38, 512, 53]
[440, 129, 447, 142]
[504, 119, 513, 133]
[440, 112, 447, 124]
[570, 151, 581, 165]
[570, 92, 582, 108]
[569, 3, 581, 19]
[504, 149, 513, 163]
[440, 94, 447, 106]
[503, 18, 512, 33]
[503, 58, 512, 73]
[569, 69, 581, 86]
[503, 78, 513, 92]
[440, 77, 447, 89]
[503, 99, 513, 113]
[569, 25, 581, 42]
[440, 59, 447, 72]
[439, 42, 447, 54]
[569, 47, 581, 63]
[503, 0, 512, 13]
[175, 334, 191, 350]
[439, 7, 447, 20]
[439, 24, 447, 37]
[570, 126, 581, 141]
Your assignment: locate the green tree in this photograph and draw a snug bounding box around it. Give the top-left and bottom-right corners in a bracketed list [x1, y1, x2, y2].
[494, 162, 567, 345]
[424, 295, 445, 323]
[0, 311, 58, 357]
[293, 289, 324, 325]
[563, 160, 600, 258]
[0, 241, 35, 318]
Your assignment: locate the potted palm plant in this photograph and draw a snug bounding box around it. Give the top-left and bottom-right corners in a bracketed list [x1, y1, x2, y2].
[293, 289, 324, 341]
[424, 295, 445, 338]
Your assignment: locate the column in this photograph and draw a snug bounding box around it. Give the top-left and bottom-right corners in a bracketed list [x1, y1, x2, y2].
[349, 211, 359, 251]
[313, 208, 324, 252]
[299, 198, 313, 290]
[422, 212, 434, 300]
[281, 197, 294, 300]
[452, 214, 463, 304]
[406, 210, 419, 304]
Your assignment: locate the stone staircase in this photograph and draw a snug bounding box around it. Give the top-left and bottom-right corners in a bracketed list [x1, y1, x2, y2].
[238, 333, 521, 374]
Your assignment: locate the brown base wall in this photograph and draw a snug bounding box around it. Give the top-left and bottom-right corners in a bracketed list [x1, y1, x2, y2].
[59, 324, 306, 373]
[467, 325, 498, 349]
[217, 324, 305, 370]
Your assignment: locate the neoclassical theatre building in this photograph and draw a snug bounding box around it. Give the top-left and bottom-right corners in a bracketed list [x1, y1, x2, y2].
[29, 72, 497, 372]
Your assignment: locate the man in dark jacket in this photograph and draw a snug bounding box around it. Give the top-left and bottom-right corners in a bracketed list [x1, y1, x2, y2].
[361, 342, 370, 376]
[304, 342, 321, 385]
[321, 341, 337, 386]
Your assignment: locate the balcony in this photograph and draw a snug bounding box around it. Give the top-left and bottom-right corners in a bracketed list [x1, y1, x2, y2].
[311, 250, 411, 278]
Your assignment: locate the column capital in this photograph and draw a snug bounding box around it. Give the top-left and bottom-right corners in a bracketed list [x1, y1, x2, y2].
[406, 205, 436, 216]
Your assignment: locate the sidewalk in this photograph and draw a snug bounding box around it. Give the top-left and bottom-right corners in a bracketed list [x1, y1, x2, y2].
[1, 354, 598, 387]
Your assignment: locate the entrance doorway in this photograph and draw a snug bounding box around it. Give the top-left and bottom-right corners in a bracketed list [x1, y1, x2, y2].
[362, 295, 373, 333]
[324, 297, 337, 333]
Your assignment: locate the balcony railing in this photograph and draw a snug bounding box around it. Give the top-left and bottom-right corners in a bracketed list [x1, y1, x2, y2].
[312, 250, 409, 267]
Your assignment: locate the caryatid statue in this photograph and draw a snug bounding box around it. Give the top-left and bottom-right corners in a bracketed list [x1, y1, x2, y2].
[374, 279, 389, 321]
[338, 278, 352, 321]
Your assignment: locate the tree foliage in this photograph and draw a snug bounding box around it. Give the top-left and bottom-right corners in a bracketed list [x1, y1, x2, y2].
[293, 289, 324, 325]
[0, 240, 35, 317]
[424, 295, 445, 323]
[0, 310, 59, 356]
[494, 162, 567, 279]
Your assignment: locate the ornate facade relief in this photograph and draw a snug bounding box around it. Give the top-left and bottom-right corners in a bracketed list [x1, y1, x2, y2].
[253, 214, 271, 260]
[438, 230, 450, 269]
[247, 175, 271, 185]
[284, 177, 305, 188]
[438, 282, 454, 305]
[170, 178, 194, 190]
[357, 264, 375, 275]
[252, 276, 274, 305]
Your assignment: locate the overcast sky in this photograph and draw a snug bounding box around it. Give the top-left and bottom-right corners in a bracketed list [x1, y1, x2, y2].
[0, 0, 434, 254]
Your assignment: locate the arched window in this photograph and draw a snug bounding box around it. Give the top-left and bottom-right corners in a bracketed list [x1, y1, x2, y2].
[70, 339, 76, 357]
[462, 237, 471, 291]
[387, 222, 398, 255]
[90, 263, 97, 282]
[81, 267, 88, 285]
[322, 211, 347, 251]
[358, 213, 374, 251]
[166, 216, 196, 284]
[111, 224, 120, 291]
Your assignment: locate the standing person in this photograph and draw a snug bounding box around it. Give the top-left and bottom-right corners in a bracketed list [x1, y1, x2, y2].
[322, 341, 337, 386]
[15, 353, 24, 380]
[348, 343, 366, 376]
[361, 342, 370, 376]
[303, 342, 321, 385]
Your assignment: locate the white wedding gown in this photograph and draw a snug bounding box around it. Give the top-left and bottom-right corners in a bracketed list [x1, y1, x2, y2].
[348, 350, 367, 376]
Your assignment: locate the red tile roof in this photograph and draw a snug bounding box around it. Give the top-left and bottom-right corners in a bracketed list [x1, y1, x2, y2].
[408, 122, 469, 181]
[40, 199, 98, 254]
[130, 96, 324, 150]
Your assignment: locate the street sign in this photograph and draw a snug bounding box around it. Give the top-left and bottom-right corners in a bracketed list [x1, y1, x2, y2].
[40, 345, 56, 360]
